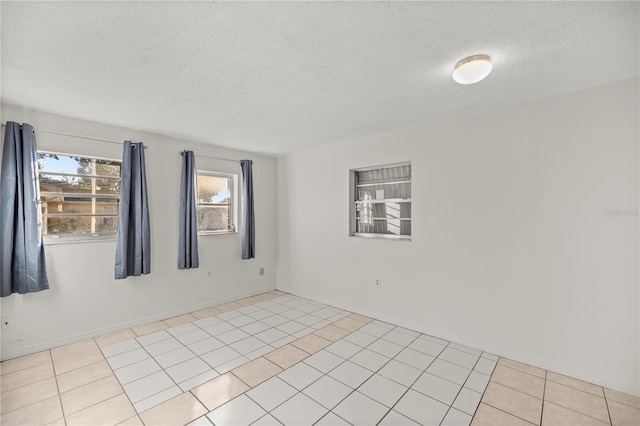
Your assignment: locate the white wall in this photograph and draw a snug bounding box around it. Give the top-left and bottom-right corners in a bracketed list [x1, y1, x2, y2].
[1, 105, 278, 360]
[277, 79, 639, 395]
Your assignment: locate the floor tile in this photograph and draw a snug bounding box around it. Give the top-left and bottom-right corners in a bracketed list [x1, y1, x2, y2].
[192, 306, 222, 320]
[264, 344, 309, 369]
[261, 315, 289, 327]
[133, 385, 183, 414]
[332, 317, 367, 332]
[52, 349, 105, 375]
[123, 370, 175, 403]
[278, 362, 324, 390]
[359, 322, 392, 338]
[0, 396, 62, 426]
[106, 347, 150, 370]
[453, 387, 483, 415]
[545, 371, 604, 397]
[439, 347, 480, 369]
[101, 339, 141, 358]
[449, 342, 482, 357]
[471, 402, 535, 425]
[191, 372, 249, 411]
[242, 321, 272, 335]
[314, 324, 352, 342]
[379, 409, 420, 425]
[367, 338, 404, 358]
[0, 360, 54, 393]
[464, 371, 491, 394]
[349, 348, 390, 372]
[325, 340, 362, 359]
[56, 360, 113, 393]
[608, 399, 640, 426]
[329, 360, 374, 388]
[155, 346, 196, 369]
[136, 330, 172, 347]
[232, 357, 283, 387]
[358, 373, 407, 407]
[333, 391, 389, 425]
[193, 315, 223, 329]
[541, 401, 609, 425]
[291, 334, 332, 354]
[303, 349, 344, 373]
[412, 372, 462, 405]
[95, 329, 137, 347]
[378, 359, 422, 387]
[442, 408, 472, 426]
[605, 387, 640, 409]
[178, 369, 220, 392]
[227, 314, 256, 328]
[202, 321, 235, 336]
[139, 391, 207, 426]
[60, 375, 123, 415]
[217, 328, 251, 345]
[0, 376, 58, 415]
[279, 309, 305, 320]
[117, 415, 144, 426]
[272, 335, 297, 348]
[256, 328, 289, 344]
[176, 329, 211, 346]
[229, 336, 267, 355]
[544, 380, 609, 423]
[381, 329, 417, 346]
[65, 393, 136, 426]
[498, 358, 545, 379]
[491, 364, 545, 398]
[344, 330, 379, 347]
[163, 313, 198, 328]
[133, 321, 168, 337]
[408, 337, 447, 357]
[481, 352, 499, 362]
[215, 355, 250, 374]
[165, 357, 212, 383]
[395, 347, 435, 370]
[214, 301, 243, 313]
[394, 389, 449, 425]
[187, 415, 214, 426]
[246, 376, 298, 411]
[188, 337, 225, 356]
[481, 381, 542, 425]
[200, 346, 242, 369]
[474, 357, 498, 375]
[207, 394, 267, 426]
[0, 350, 51, 376]
[246, 345, 275, 360]
[427, 359, 472, 385]
[271, 392, 328, 426]
[302, 374, 353, 409]
[114, 358, 162, 385]
[315, 412, 351, 425]
[51, 339, 99, 361]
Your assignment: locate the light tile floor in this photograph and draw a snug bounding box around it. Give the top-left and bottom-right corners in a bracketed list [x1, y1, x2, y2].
[1, 290, 638, 426]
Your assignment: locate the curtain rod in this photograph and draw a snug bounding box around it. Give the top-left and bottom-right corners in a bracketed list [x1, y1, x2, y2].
[180, 150, 245, 164]
[1, 123, 147, 148]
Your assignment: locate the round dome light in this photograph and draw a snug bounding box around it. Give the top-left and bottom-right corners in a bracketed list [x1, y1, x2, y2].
[452, 54, 492, 85]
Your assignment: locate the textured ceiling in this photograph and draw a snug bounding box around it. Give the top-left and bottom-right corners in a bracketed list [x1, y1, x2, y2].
[1, 1, 638, 155]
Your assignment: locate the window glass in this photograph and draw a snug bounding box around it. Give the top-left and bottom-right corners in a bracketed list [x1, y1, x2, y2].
[197, 172, 236, 234]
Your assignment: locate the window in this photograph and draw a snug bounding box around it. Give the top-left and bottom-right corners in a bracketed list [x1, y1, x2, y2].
[37, 152, 121, 240]
[197, 171, 238, 234]
[350, 162, 411, 239]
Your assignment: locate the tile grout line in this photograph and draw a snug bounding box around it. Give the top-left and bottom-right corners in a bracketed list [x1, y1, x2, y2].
[540, 369, 547, 426]
[50, 349, 68, 425]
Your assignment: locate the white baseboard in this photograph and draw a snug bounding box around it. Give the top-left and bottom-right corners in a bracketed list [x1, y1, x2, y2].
[286, 290, 640, 397]
[0, 286, 276, 361]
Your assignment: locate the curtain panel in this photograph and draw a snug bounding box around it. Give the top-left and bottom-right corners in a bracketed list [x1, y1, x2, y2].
[115, 141, 151, 279]
[240, 159, 255, 259]
[178, 150, 199, 269]
[0, 122, 49, 296]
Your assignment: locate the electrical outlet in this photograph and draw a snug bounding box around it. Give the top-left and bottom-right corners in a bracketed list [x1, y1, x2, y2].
[1, 316, 11, 330]
[375, 278, 382, 288]
[206, 270, 213, 278]
[259, 267, 265, 276]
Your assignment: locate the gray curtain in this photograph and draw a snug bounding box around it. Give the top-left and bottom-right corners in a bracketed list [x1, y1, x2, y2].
[178, 150, 199, 269]
[240, 159, 255, 259]
[115, 141, 150, 279]
[0, 122, 49, 296]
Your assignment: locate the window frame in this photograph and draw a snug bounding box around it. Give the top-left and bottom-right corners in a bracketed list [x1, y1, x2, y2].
[37, 150, 122, 244]
[349, 161, 412, 241]
[196, 170, 238, 236]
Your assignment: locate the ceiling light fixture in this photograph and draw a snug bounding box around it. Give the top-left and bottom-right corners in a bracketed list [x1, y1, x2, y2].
[452, 54, 492, 85]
